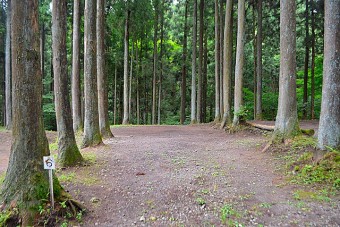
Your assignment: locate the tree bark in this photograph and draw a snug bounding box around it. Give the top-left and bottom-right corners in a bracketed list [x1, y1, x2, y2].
[232, 0, 245, 127]
[310, 0, 316, 120]
[0, 0, 63, 223]
[220, 0, 233, 128]
[5, 0, 11, 129]
[219, 0, 224, 118]
[158, 0, 164, 125]
[82, 0, 102, 147]
[255, 0, 263, 120]
[72, 0, 83, 133]
[180, 0, 188, 125]
[152, 0, 159, 125]
[318, 0, 340, 150]
[197, 0, 204, 123]
[273, 0, 299, 140]
[52, 0, 83, 166]
[97, 0, 113, 138]
[114, 65, 117, 125]
[214, 0, 220, 122]
[129, 43, 133, 122]
[202, 26, 208, 123]
[190, 0, 197, 124]
[122, 8, 130, 125]
[303, 0, 309, 120]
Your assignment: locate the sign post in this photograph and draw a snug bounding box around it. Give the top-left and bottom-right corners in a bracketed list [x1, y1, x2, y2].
[43, 156, 56, 210]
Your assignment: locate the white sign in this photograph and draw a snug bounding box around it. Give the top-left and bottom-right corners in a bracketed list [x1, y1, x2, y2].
[43, 156, 56, 170]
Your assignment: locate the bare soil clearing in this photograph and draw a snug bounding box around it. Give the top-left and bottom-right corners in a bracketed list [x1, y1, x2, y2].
[0, 124, 339, 226]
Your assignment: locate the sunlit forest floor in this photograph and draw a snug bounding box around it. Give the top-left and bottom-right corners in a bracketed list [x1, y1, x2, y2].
[0, 123, 339, 226]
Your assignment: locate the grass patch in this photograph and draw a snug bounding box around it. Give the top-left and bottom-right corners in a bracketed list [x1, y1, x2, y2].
[0, 172, 5, 187]
[82, 152, 97, 165]
[220, 204, 241, 225]
[58, 172, 76, 183]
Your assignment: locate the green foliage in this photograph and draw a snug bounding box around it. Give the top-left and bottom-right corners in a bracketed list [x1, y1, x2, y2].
[0, 172, 5, 188]
[220, 204, 238, 224]
[195, 197, 206, 206]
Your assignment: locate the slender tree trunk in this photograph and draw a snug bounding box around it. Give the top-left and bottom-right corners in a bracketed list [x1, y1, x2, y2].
[202, 27, 208, 123]
[122, 8, 130, 125]
[255, 0, 263, 120]
[190, 0, 197, 124]
[197, 0, 204, 123]
[232, 0, 245, 127]
[219, 0, 224, 118]
[82, 0, 102, 147]
[318, 0, 340, 150]
[310, 0, 316, 119]
[129, 42, 133, 122]
[52, 0, 83, 166]
[40, 22, 45, 95]
[97, 0, 113, 138]
[136, 42, 140, 125]
[273, 0, 299, 140]
[5, 0, 11, 129]
[303, 0, 309, 119]
[180, 0, 188, 125]
[1, 0, 63, 223]
[158, 0, 164, 125]
[152, 1, 159, 125]
[214, 0, 220, 122]
[114, 65, 117, 125]
[253, 3, 257, 120]
[220, 0, 233, 128]
[72, 0, 83, 133]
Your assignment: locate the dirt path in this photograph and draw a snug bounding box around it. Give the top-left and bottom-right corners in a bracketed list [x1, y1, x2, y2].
[0, 125, 339, 226]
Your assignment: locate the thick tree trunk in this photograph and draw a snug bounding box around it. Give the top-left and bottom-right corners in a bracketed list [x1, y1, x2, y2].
[180, 0, 188, 125]
[82, 0, 102, 147]
[303, 0, 309, 120]
[122, 9, 130, 125]
[214, 0, 220, 122]
[232, 0, 245, 127]
[5, 0, 11, 130]
[219, 0, 224, 118]
[0, 0, 63, 224]
[52, 0, 83, 166]
[318, 0, 340, 150]
[255, 0, 263, 120]
[220, 0, 233, 128]
[152, 1, 159, 125]
[197, 0, 204, 123]
[97, 0, 113, 138]
[72, 0, 83, 133]
[310, 0, 316, 120]
[190, 0, 197, 124]
[273, 0, 299, 140]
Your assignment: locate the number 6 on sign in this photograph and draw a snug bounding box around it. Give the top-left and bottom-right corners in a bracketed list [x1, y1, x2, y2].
[43, 156, 56, 170]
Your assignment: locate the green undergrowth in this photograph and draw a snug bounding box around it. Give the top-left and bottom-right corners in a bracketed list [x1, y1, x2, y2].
[283, 135, 340, 197]
[0, 172, 5, 188]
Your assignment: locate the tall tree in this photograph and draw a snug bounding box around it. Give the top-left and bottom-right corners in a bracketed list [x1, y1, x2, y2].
[0, 0, 63, 223]
[273, 0, 299, 140]
[5, 0, 11, 129]
[82, 0, 102, 147]
[97, 0, 113, 138]
[190, 0, 197, 124]
[214, 0, 220, 122]
[72, 0, 83, 132]
[197, 0, 204, 123]
[318, 0, 340, 150]
[52, 0, 83, 166]
[152, 0, 159, 125]
[220, 0, 233, 128]
[232, 0, 245, 127]
[255, 0, 263, 120]
[302, 0, 309, 119]
[158, 0, 165, 125]
[122, 7, 130, 125]
[310, 0, 316, 119]
[180, 0, 188, 125]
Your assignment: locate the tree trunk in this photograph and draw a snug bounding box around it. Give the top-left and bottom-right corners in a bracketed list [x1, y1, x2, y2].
[202, 27, 208, 123]
[122, 8, 130, 125]
[97, 0, 113, 138]
[0, 0, 63, 223]
[158, 0, 164, 125]
[114, 65, 117, 125]
[219, 0, 224, 118]
[255, 0, 263, 120]
[5, 0, 11, 129]
[180, 0, 188, 125]
[136, 41, 140, 125]
[232, 0, 245, 127]
[220, 0, 233, 128]
[310, 0, 316, 120]
[303, 0, 309, 120]
[82, 0, 102, 147]
[52, 0, 83, 166]
[197, 0, 204, 123]
[190, 0, 197, 124]
[273, 0, 299, 140]
[72, 0, 82, 133]
[129, 42, 133, 122]
[152, 1, 159, 125]
[214, 0, 220, 122]
[318, 0, 340, 150]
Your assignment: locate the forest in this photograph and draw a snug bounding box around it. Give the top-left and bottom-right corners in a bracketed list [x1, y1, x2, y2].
[0, 0, 339, 226]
